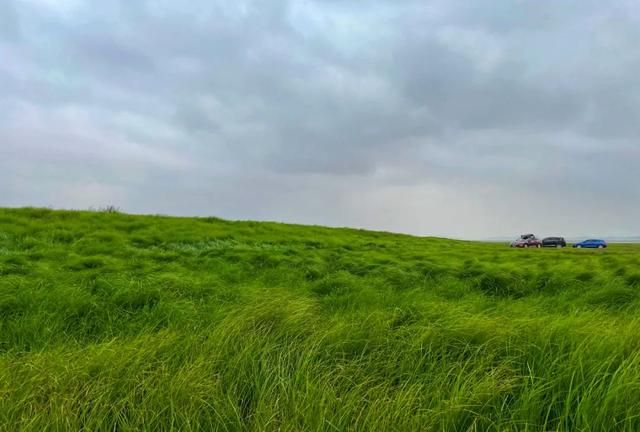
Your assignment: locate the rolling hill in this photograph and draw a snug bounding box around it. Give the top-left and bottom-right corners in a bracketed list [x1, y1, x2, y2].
[1, 207, 640, 431]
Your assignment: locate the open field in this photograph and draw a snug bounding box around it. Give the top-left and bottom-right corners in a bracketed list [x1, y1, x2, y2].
[1, 207, 640, 431]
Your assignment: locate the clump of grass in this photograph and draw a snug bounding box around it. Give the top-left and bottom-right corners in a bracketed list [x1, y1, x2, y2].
[576, 271, 596, 282]
[98, 205, 121, 213]
[113, 285, 161, 311]
[585, 286, 638, 309]
[311, 270, 358, 296]
[625, 273, 640, 287]
[1, 207, 640, 430]
[477, 273, 523, 297]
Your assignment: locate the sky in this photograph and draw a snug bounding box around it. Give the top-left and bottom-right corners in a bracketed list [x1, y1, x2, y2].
[2, 0, 640, 239]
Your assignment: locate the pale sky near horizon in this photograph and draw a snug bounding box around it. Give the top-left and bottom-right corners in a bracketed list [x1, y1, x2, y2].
[2, 0, 640, 239]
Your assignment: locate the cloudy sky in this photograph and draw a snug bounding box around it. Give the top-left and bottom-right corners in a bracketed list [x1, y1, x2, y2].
[2, 0, 640, 238]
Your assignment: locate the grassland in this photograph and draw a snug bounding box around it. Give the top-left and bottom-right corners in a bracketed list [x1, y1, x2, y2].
[1, 207, 640, 431]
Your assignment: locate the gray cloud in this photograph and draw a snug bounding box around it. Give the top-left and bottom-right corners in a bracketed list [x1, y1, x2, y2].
[0, 1, 19, 41]
[1, 0, 640, 238]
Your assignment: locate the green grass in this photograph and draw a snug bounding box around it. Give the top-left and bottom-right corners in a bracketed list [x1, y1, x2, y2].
[1, 207, 640, 431]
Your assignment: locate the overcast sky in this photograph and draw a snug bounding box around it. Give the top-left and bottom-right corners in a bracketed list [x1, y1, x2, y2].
[2, 0, 640, 238]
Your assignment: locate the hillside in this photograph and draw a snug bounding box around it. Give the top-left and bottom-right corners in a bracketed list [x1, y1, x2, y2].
[1, 207, 640, 431]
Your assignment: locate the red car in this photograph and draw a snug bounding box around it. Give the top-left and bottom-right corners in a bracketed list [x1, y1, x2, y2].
[510, 234, 542, 248]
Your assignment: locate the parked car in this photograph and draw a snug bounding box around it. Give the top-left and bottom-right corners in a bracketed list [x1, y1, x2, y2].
[573, 239, 607, 249]
[511, 234, 542, 248]
[542, 237, 567, 248]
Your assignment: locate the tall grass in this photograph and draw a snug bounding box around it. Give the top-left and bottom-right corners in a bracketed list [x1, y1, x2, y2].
[1, 207, 639, 430]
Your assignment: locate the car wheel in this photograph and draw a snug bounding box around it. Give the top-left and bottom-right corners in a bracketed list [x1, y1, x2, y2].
[598, 245, 604, 249]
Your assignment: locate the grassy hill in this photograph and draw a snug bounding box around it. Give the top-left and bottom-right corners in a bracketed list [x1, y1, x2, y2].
[2, 207, 640, 431]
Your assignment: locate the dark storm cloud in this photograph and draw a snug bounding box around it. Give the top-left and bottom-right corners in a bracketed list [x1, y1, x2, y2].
[1, 0, 639, 237]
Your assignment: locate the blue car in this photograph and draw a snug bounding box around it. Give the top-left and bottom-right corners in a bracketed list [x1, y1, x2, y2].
[573, 239, 607, 249]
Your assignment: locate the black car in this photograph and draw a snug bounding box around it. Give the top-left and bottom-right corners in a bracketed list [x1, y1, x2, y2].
[542, 237, 566, 248]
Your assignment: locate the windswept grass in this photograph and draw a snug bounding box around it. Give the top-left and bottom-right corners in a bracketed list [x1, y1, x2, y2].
[1, 207, 640, 430]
